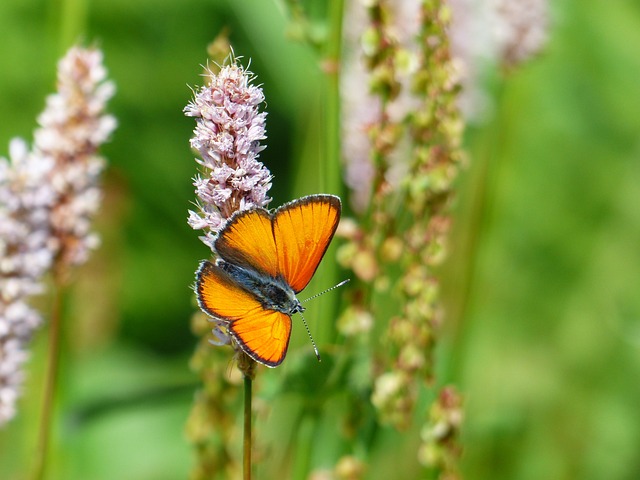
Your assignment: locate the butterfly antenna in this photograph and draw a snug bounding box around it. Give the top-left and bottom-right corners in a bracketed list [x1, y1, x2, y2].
[301, 279, 350, 304]
[298, 279, 350, 363]
[298, 311, 321, 362]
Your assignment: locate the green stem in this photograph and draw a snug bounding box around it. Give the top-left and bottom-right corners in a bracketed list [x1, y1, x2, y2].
[454, 81, 506, 309]
[313, 0, 345, 347]
[243, 374, 253, 480]
[325, 0, 345, 194]
[32, 280, 65, 480]
[59, 0, 87, 54]
[292, 413, 319, 480]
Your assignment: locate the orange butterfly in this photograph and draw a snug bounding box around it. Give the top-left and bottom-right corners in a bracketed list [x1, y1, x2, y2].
[195, 194, 341, 367]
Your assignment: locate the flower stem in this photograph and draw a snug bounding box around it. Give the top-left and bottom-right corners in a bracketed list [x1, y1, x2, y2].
[313, 0, 344, 347]
[243, 374, 253, 480]
[325, 0, 345, 194]
[58, 0, 87, 54]
[32, 277, 65, 480]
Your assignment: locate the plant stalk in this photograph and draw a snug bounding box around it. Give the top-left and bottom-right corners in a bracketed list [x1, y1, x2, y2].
[243, 374, 253, 480]
[32, 278, 65, 480]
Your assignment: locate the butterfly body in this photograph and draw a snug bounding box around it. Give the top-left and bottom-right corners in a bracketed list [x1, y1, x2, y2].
[216, 260, 304, 316]
[195, 195, 341, 367]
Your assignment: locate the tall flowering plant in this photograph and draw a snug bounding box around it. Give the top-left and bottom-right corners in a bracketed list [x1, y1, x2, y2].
[0, 46, 115, 431]
[0, 45, 115, 480]
[185, 57, 271, 480]
[338, 0, 466, 476]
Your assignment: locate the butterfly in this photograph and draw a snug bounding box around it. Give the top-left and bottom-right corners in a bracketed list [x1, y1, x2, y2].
[195, 194, 341, 367]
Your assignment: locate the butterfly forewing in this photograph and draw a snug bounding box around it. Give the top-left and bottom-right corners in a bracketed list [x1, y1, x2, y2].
[214, 208, 279, 278]
[273, 195, 341, 293]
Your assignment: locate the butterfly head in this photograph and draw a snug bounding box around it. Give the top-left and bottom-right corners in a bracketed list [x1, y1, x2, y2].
[263, 285, 305, 317]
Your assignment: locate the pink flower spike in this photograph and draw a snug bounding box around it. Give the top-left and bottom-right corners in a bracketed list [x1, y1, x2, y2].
[34, 46, 117, 268]
[0, 44, 115, 426]
[185, 58, 272, 245]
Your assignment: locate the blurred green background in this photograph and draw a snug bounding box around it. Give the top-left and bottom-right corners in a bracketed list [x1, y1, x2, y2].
[1, 0, 640, 479]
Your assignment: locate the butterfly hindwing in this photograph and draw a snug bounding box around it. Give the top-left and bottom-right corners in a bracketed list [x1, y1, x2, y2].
[229, 309, 292, 367]
[214, 208, 279, 278]
[195, 260, 291, 367]
[273, 195, 341, 293]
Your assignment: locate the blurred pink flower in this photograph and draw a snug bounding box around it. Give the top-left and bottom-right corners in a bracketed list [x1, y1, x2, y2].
[0, 139, 55, 425]
[0, 45, 115, 426]
[36, 46, 117, 267]
[449, 0, 550, 120]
